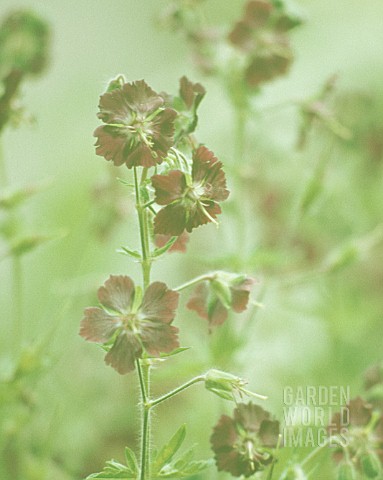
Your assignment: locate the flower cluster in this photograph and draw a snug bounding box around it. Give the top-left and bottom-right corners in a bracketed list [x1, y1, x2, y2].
[228, 0, 301, 88]
[211, 402, 280, 477]
[80, 275, 179, 374]
[93, 76, 229, 236]
[328, 396, 383, 478]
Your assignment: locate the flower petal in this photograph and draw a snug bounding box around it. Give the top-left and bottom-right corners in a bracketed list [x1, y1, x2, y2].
[234, 402, 270, 433]
[153, 203, 188, 236]
[179, 76, 206, 110]
[259, 419, 280, 447]
[121, 80, 164, 114]
[185, 201, 221, 232]
[104, 332, 142, 374]
[94, 125, 130, 167]
[140, 282, 179, 324]
[231, 277, 256, 313]
[348, 396, 373, 427]
[186, 283, 228, 328]
[79, 307, 120, 343]
[246, 0, 273, 28]
[97, 87, 134, 124]
[152, 170, 187, 206]
[98, 275, 135, 314]
[140, 323, 179, 357]
[192, 146, 229, 202]
[151, 108, 177, 157]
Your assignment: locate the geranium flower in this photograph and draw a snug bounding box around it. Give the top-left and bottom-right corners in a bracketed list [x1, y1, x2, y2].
[187, 272, 255, 329]
[94, 80, 177, 168]
[228, 0, 299, 87]
[80, 275, 179, 374]
[328, 397, 383, 472]
[152, 146, 229, 236]
[211, 402, 280, 477]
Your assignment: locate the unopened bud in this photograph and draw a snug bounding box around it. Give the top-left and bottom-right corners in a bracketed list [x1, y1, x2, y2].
[205, 369, 267, 402]
[337, 461, 357, 480]
[361, 451, 382, 478]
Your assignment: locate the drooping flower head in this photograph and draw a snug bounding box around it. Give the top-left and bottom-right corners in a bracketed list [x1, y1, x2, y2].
[80, 275, 179, 374]
[152, 146, 229, 236]
[328, 397, 383, 477]
[187, 272, 255, 329]
[211, 402, 280, 477]
[94, 79, 177, 168]
[228, 0, 301, 87]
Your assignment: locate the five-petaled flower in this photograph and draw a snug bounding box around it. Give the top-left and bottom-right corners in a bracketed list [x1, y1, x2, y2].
[80, 275, 179, 374]
[229, 0, 300, 87]
[152, 146, 229, 236]
[187, 272, 255, 329]
[211, 402, 280, 477]
[94, 80, 177, 168]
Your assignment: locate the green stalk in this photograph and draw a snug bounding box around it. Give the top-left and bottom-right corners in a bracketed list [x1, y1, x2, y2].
[133, 167, 151, 289]
[147, 375, 206, 408]
[133, 166, 153, 480]
[173, 273, 214, 292]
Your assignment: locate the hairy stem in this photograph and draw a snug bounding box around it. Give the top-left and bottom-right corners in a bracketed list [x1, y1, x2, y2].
[147, 375, 206, 408]
[133, 166, 152, 290]
[134, 166, 153, 480]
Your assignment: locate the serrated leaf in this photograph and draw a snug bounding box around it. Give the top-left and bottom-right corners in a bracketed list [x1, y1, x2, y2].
[157, 459, 213, 478]
[153, 424, 186, 473]
[124, 447, 139, 476]
[153, 237, 177, 257]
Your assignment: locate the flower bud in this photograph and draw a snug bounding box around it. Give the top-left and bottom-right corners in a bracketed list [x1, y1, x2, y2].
[361, 451, 382, 478]
[337, 461, 357, 480]
[205, 369, 266, 401]
[106, 74, 126, 92]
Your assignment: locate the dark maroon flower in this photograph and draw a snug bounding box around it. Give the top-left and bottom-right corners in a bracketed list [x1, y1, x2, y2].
[328, 397, 383, 471]
[94, 80, 177, 168]
[80, 275, 179, 374]
[228, 0, 299, 87]
[174, 76, 206, 139]
[211, 402, 280, 477]
[152, 146, 229, 236]
[187, 272, 255, 329]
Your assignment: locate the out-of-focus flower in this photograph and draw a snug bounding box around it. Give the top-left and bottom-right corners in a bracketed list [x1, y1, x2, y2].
[152, 146, 229, 236]
[94, 79, 177, 168]
[187, 272, 255, 329]
[80, 275, 179, 374]
[328, 397, 383, 476]
[228, 0, 301, 88]
[211, 402, 280, 477]
[0, 10, 49, 78]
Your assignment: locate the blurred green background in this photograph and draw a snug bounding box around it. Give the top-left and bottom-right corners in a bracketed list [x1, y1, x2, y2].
[1, 0, 383, 479]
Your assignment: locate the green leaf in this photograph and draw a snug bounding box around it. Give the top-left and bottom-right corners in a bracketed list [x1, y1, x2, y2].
[118, 246, 142, 259]
[153, 424, 187, 473]
[124, 447, 139, 476]
[152, 237, 178, 257]
[156, 459, 213, 478]
[158, 347, 190, 358]
[85, 458, 137, 479]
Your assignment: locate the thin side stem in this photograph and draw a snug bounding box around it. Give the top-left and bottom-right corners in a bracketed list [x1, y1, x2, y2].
[173, 273, 214, 292]
[148, 375, 206, 408]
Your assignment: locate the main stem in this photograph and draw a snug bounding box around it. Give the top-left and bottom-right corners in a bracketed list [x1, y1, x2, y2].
[133, 166, 152, 480]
